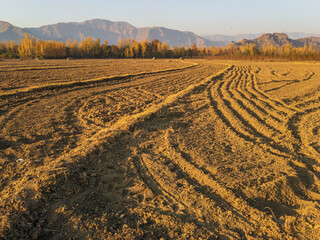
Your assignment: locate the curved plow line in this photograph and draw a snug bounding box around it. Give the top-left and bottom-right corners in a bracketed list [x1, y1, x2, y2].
[287, 107, 320, 147]
[36, 63, 233, 182]
[131, 153, 226, 236]
[139, 65, 213, 95]
[211, 80, 258, 140]
[222, 66, 236, 79]
[221, 71, 281, 138]
[74, 64, 229, 140]
[269, 67, 284, 78]
[237, 68, 284, 124]
[312, 126, 320, 136]
[238, 88, 283, 134]
[163, 132, 281, 232]
[227, 67, 239, 81]
[0, 63, 199, 99]
[259, 79, 297, 86]
[281, 69, 292, 77]
[242, 67, 251, 80]
[288, 107, 320, 158]
[265, 80, 300, 93]
[249, 67, 298, 112]
[232, 67, 283, 134]
[76, 88, 160, 131]
[252, 66, 261, 75]
[295, 94, 320, 109]
[237, 66, 244, 80]
[0, 65, 86, 72]
[135, 87, 163, 100]
[222, 65, 239, 81]
[134, 152, 237, 236]
[8, 63, 231, 236]
[210, 78, 320, 201]
[251, 74, 300, 112]
[286, 109, 320, 187]
[302, 70, 315, 81]
[243, 66, 286, 123]
[243, 69, 291, 117]
[283, 69, 319, 107]
[210, 81, 292, 157]
[270, 67, 294, 78]
[207, 85, 288, 160]
[162, 137, 256, 227]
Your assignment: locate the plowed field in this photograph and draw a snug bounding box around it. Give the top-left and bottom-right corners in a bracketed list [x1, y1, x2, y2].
[1, 59, 320, 239]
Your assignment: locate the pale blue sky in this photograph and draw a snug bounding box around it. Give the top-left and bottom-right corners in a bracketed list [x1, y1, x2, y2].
[1, 0, 320, 35]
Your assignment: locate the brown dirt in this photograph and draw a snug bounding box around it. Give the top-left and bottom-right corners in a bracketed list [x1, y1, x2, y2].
[0, 59, 190, 91]
[1, 59, 320, 239]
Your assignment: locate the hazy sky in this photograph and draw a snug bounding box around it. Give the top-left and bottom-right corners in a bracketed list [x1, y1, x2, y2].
[2, 0, 320, 35]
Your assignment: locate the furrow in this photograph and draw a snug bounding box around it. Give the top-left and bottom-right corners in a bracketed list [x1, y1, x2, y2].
[242, 68, 290, 117]
[210, 79, 258, 141]
[302, 70, 315, 81]
[133, 152, 227, 235]
[162, 132, 280, 231]
[211, 78, 292, 156]
[312, 126, 320, 136]
[0, 63, 199, 99]
[264, 80, 299, 93]
[251, 73, 299, 112]
[228, 67, 283, 135]
[237, 67, 284, 124]
[295, 95, 320, 109]
[286, 108, 320, 182]
[221, 68, 281, 139]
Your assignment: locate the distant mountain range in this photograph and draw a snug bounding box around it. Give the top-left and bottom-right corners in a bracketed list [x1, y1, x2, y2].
[0, 19, 212, 47]
[203, 34, 262, 46]
[0, 19, 320, 48]
[227, 33, 320, 48]
[203, 32, 320, 47]
[0, 21, 33, 42]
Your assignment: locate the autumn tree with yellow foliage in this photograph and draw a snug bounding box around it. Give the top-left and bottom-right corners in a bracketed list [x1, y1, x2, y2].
[1, 34, 320, 60]
[18, 33, 36, 58]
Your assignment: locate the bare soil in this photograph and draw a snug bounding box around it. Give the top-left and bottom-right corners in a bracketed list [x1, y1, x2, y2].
[0, 59, 190, 91]
[1, 59, 320, 239]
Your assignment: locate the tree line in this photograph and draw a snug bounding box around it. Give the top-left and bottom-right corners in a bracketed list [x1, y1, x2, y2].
[211, 43, 320, 61]
[1, 33, 320, 60]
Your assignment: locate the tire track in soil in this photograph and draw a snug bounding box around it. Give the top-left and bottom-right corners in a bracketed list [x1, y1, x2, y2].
[208, 64, 320, 204]
[0, 63, 217, 156]
[211, 69, 292, 156]
[162, 131, 274, 227]
[3, 60, 320, 239]
[0, 62, 199, 99]
[242, 67, 291, 117]
[261, 66, 320, 199]
[237, 67, 283, 124]
[226, 66, 282, 135]
[128, 67, 285, 238]
[131, 152, 226, 237]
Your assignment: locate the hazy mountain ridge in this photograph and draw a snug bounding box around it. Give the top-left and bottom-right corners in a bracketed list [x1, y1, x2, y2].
[203, 33, 262, 46]
[1, 19, 320, 48]
[0, 21, 34, 42]
[203, 32, 320, 46]
[228, 33, 320, 48]
[0, 19, 213, 47]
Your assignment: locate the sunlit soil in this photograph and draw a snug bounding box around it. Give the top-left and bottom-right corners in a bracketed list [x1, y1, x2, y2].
[1, 59, 320, 239]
